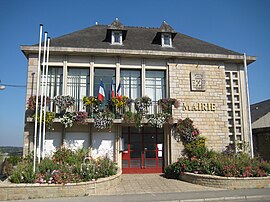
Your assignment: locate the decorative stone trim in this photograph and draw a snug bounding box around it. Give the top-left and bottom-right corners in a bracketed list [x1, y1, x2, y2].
[0, 172, 121, 201]
[180, 172, 270, 189]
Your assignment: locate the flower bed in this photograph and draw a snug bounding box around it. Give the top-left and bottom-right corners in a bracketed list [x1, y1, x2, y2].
[0, 172, 121, 200]
[164, 118, 270, 185]
[9, 147, 118, 184]
[180, 172, 270, 189]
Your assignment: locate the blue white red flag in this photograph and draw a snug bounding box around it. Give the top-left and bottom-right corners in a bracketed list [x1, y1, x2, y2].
[116, 82, 122, 100]
[111, 80, 115, 98]
[98, 80, 105, 102]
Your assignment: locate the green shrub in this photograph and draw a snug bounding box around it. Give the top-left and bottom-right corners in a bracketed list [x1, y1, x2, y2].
[10, 147, 118, 184]
[9, 160, 36, 183]
[7, 155, 22, 166]
[165, 117, 270, 179]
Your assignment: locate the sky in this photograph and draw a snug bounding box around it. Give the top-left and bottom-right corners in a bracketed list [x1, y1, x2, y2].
[0, 0, 269, 147]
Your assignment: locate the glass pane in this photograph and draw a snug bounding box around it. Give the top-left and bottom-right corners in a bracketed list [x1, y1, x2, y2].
[42, 67, 63, 111]
[121, 70, 141, 99]
[145, 159, 156, 168]
[144, 135, 156, 150]
[114, 33, 120, 43]
[163, 34, 171, 45]
[157, 130, 164, 144]
[130, 132, 142, 151]
[130, 151, 141, 158]
[67, 68, 90, 111]
[130, 159, 140, 168]
[145, 151, 156, 158]
[122, 160, 128, 168]
[145, 70, 166, 101]
[158, 158, 163, 167]
[122, 133, 128, 151]
[94, 68, 116, 102]
[130, 126, 141, 134]
[122, 126, 129, 134]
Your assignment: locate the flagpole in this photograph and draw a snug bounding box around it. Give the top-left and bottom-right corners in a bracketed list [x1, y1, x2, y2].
[42, 37, 50, 159]
[38, 32, 47, 163]
[33, 24, 43, 172]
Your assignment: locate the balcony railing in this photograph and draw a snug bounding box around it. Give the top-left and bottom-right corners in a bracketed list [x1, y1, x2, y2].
[50, 100, 163, 119]
[27, 96, 178, 128]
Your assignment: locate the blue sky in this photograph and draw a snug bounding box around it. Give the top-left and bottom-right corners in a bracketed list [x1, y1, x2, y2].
[0, 0, 269, 146]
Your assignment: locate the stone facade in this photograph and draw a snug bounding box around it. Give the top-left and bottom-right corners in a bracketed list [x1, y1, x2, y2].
[22, 54, 253, 168]
[169, 60, 229, 162]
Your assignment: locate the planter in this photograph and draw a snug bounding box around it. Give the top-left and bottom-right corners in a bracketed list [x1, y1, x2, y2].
[180, 172, 270, 189]
[0, 172, 121, 201]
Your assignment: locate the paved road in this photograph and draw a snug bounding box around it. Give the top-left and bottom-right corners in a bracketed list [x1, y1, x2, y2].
[7, 189, 270, 202]
[4, 174, 270, 201]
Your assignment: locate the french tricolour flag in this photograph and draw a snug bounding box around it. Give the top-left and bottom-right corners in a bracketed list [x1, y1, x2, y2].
[111, 80, 115, 98]
[98, 80, 105, 102]
[116, 82, 122, 100]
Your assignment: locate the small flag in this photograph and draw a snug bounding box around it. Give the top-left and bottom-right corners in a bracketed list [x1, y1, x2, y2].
[98, 80, 105, 102]
[116, 82, 122, 100]
[111, 80, 115, 98]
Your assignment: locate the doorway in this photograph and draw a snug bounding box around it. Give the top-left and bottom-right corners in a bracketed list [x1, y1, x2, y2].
[121, 126, 164, 173]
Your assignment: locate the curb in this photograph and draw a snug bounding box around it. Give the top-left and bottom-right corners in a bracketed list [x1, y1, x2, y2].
[176, 194, 270, 202]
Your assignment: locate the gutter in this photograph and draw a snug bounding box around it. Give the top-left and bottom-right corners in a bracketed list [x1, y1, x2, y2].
[20, 45, 256, 64]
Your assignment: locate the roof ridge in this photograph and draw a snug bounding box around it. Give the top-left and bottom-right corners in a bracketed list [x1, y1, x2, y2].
[125, 25, 159, 29]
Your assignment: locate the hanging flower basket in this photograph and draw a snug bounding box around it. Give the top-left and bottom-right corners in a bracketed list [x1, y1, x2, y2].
[147, 113, 168, 128]
[32, 111, 55, 130]
[27, 95, 51, 111]
[94, 111, 114, 130]
[83, 96, 101, 115]
[158, 98, 179, 115]
[109, 96, 134, 118]
[53, 95, 75, 112]
[135, 96, 152, 115]
[60, 111, 89, 128]
[175, 118, 200, 144]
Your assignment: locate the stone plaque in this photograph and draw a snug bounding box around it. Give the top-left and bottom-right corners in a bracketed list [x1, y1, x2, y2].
[190, 71, 206, 91]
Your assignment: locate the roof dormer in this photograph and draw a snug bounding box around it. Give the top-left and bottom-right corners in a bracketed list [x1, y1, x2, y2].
[108, 18, 127, 45]
[156, 21, 176, 47]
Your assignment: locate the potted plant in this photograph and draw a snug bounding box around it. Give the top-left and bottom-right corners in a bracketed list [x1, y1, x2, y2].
[53, 95, 75, 115]
[83, 96, 101, 117]
[94, 111, 114, 130]
[158, 98, 179, 115]
[134, 96, 152, 115]
[110, 96, 133, 118]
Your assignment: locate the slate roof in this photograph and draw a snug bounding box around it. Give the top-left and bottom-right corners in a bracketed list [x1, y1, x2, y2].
[46, 22, 242, 56]
[251, 99, 270, 123]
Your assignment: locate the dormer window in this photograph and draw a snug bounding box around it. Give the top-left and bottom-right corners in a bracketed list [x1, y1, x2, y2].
[112, 31, 122, 45]
[162, 33, 172, 47]
[155, 21, 176, 48]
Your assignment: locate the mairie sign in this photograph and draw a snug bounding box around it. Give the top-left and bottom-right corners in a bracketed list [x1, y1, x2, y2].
[182, 102, 216, 112]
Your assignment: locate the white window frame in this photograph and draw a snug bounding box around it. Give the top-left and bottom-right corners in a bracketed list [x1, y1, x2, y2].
[161, 33, 172, 47]
[112, 31, 122, 45]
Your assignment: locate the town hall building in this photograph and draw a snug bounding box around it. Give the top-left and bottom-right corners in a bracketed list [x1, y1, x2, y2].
[21, 19, 256, 173]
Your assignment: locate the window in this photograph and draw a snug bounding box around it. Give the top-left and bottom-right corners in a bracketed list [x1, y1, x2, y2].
[145, 70, 166, 101]
[121, 70, 141, 99]
[67, 68, 90, 111]
[112, 31, 122, 45]
[41, 67, 63, 111]
[94, 68, 116, 102]
[161, 33, 172, 47]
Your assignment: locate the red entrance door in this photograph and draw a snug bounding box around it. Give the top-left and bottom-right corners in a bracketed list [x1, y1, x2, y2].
[122, 127, 164, 174]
